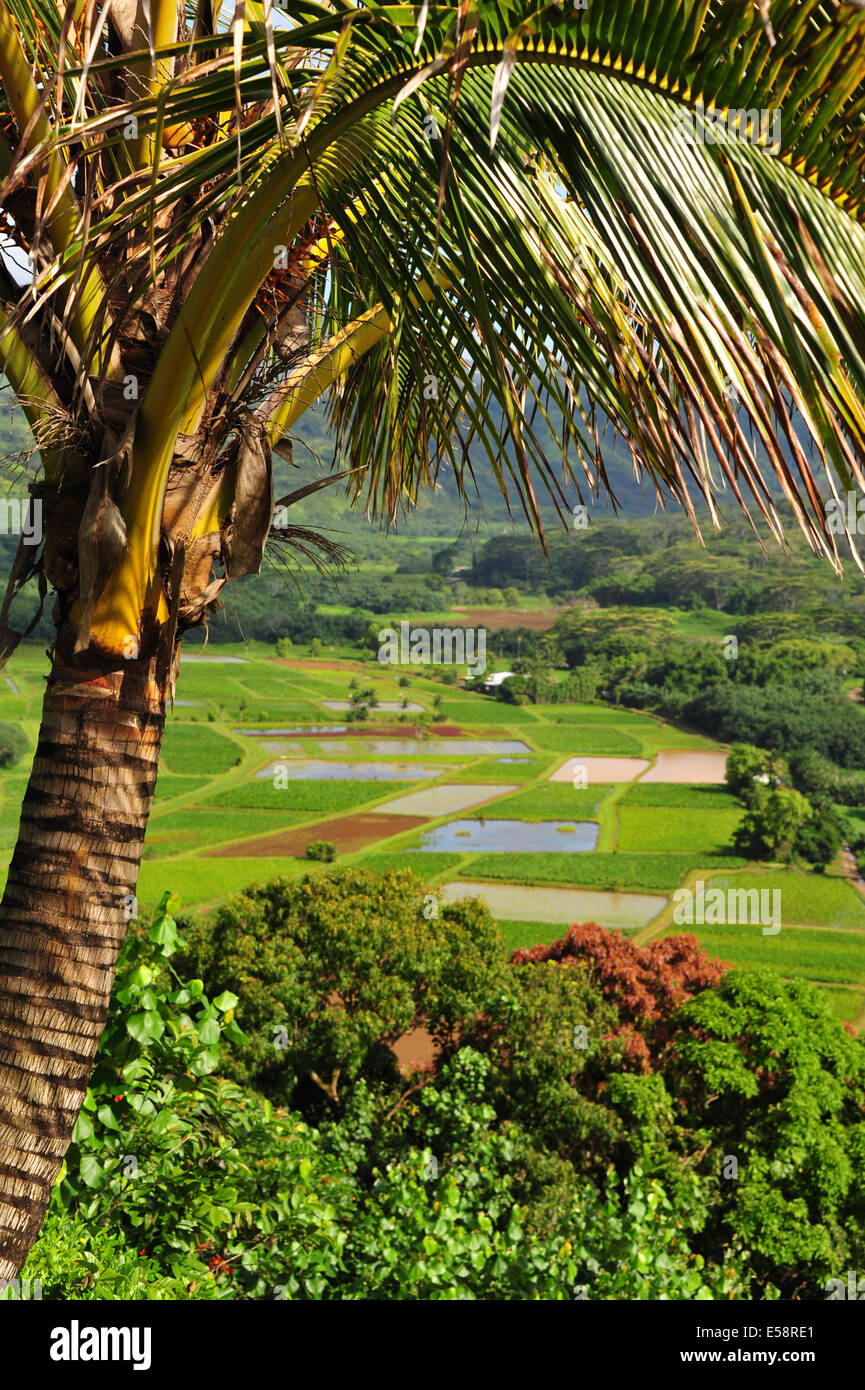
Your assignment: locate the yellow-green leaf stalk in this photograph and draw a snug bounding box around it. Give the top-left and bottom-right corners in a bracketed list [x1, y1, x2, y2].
[0, 0, 112, 373]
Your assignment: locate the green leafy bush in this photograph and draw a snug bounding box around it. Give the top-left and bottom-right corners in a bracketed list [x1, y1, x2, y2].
[177, 869, 506, 1115]
[306, 840, 336, 862]
[0, 720, 27, 767]
[663, 968, 865, 1296]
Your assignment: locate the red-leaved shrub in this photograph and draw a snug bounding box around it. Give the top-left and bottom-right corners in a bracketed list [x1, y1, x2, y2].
[512, 922, 729, 1071]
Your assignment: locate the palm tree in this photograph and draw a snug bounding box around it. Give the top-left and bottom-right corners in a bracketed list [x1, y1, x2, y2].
[0, 0, 864, 1277]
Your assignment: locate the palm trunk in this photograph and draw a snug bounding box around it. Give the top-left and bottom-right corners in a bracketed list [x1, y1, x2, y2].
[0, 646, 165, 1279]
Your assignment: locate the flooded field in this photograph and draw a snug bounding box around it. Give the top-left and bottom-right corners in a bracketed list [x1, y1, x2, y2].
[550, 756, 650, 783]
[255, 759, 443, 781]
[417, 819, 599, 853]
[237, 731, 529, 757]
[371, 738, 532, 757]
[640, 750, 729, 783]
[239, 726, 348, 736]
[322, 700, 426, 713]
[371, 785, 519, 817]
[440, 881, 667, 931]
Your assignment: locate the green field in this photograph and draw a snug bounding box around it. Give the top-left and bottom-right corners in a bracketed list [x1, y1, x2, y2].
[822, 989, 865, 1025]
[0, 776, 28, 850]
[701, 869, 865, 930]
[660, 922, 865, 986]
[142, 808, 308, 859]
[200, 779, 403, 814]
[438, 700, 540, 724]
[537, 707, 652, 725]
[530, 724, 644, 754]
[151, 772, 212, 800]
[467, 851, 747, 891]
[621, 783, 740, 810]
[136, 857, 307, 910]
[161, 724, 245, 776]
[446, 755, 555, 783]
[494, 919, 563, 955]
[616, 806, 743, 855]
[358, 851, 463, 877]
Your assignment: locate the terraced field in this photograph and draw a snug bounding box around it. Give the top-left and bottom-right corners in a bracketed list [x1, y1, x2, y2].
[1, 640, 864, 1027]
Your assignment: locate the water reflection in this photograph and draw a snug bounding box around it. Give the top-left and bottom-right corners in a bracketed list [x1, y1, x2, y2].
[416, 819, 599, 852]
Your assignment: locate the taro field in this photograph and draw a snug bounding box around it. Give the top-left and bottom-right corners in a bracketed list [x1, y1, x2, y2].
[1, 641, 865, 1027]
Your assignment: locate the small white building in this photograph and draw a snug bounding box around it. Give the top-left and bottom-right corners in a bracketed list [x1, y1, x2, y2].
[478, 671, 515, 693]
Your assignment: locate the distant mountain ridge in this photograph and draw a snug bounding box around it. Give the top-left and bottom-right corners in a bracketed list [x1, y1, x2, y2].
[0, 387, 823, 548]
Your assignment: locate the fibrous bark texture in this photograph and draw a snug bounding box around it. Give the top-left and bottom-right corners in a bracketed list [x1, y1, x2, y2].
[0, 650, 165, 1278]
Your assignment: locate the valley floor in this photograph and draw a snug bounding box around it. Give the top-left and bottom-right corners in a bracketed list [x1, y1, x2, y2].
[2, 640, 864, 1027]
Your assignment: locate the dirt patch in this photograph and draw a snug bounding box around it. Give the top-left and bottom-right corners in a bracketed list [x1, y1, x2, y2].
[207, 812, 428, 858]
[391, 1025, 438, 1074]
[453, 607, 565, 632]
[323, 987, 438, 1073]
[639, 750, 729, 783]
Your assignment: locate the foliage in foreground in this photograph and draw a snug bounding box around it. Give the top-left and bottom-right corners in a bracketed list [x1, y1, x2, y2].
[17, 874, 865, 1300]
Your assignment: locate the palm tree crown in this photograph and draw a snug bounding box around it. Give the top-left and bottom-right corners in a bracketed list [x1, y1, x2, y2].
[0, 0, 864, 672]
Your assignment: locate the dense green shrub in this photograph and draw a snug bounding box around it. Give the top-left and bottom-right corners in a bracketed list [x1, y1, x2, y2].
[790, 748, 865, 806]
[725, 742, 772, 799]
[305, 840, 337, 862]
[733, 786, 813, 860]
[0, 719, 27, 767]
[176, 869, 507, 1115]
[793, 804, 844, 870]
[686, 681, 865, 769]
[662, 969, 865, 1296]
[724, 744, 843, 868]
